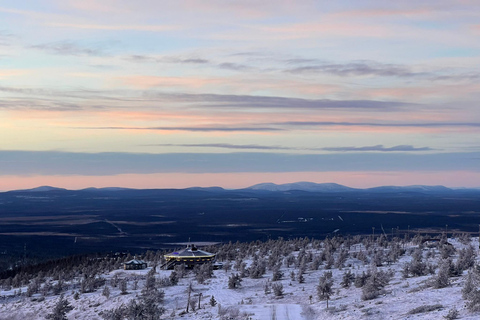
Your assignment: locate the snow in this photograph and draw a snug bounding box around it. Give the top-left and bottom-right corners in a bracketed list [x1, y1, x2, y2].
[1, 236, 480, 319]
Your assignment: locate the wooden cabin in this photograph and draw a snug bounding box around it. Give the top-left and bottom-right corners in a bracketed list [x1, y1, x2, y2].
[123, 259, 147, 270]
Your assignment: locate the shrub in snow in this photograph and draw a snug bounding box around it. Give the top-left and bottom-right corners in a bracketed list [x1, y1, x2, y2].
[407, 304, 443, 315]
[444, 307, 459, 320]
[301, 305, 316, 320]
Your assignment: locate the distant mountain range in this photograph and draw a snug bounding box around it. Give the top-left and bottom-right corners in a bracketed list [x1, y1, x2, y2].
[246, 182, 472, 193]
[247, 182, 356, 192]
[9, 182, 479, 194]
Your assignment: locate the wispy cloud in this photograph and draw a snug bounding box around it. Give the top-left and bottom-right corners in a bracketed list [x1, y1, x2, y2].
[285, 61, 423, 78]
[151, 143, 434, 152]
[321, 145, 434, 152]
[0, 85, 414, 111]
[218, 62, 252, 71]
[150, 143, 292, 150]
[31, 41, 105, 56]
[150, 93, 414, 110]
[126, 54, 209, 64]
[46, 22, 180, 32]
[77, 126, 283, 132]
[0, 30, 14, 46]
[280, 121, 480, 129]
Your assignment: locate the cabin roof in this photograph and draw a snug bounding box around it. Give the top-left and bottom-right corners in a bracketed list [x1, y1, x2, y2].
[164, 244, 215, 259]
[124, 259, 146, 265]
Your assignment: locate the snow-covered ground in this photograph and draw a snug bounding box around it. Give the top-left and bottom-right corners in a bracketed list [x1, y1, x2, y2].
[1, 236, 479, 319]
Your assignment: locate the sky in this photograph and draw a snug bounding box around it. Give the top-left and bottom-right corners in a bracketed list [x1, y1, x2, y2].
[1, 0, 480, 190]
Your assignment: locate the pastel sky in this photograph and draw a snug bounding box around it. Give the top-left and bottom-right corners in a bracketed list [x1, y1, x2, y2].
[1, 0, 480, 190]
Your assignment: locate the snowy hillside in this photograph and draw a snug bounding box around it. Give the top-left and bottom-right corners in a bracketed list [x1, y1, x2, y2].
[1, 234, 480, 319]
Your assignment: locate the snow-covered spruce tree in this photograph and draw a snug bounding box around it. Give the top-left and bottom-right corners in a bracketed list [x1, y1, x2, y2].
[194, 262, 213, 284]
[433, 259, 450, 289]
[335, 248, 349, 269]
[45, 294, 73, 320]
[228, 274, 242, 289]
[456, 245, 476, 273]
[143, 268, 156, 294]
[26, 278, 40, 297]
[361, 266, 391, 300]
[355, 271, 369, 288]
[466, 289, 480, 312]
[173, 264, 186, 278]
[272, 265, 283, 281]
[462, 270, 476, 299]
[210, 295, 217, 307]
[120, 278, 128, 295]
[272, 283, 284, 297]
[52, 279, 65, 295]
[311, 255, 322, 270]
[169, 270, 179, 286]
[439, 240, 455, 259]
[372, 250, 384, 267]
[324, 252, 334, 270]
[249, 258, 266, 279]
[404, 248, 427, 278]
[297, 271, 305, 284]
[101, 304, 127, 320]
[462, 266, 480, 312]
[340, 270, 355, 288]
[317, 272, 333, 307]
[102, 285, 110, 298]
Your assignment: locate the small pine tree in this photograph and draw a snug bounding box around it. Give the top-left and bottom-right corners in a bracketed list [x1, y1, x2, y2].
[169, 270, 179, 286]
[102, 285, 110, 298]
[297, 273, 305, 284]
[272, 266, 283, 281]
[341, 270, 355, 288]
[272, 283, 284, 297]
[209, 295, 217, 307]
[45, 294, 73, 320]
[290, 271, 295, 281]
[120, 279, 128, 295]
[228, 274, 242, 289]
[434, 259, 450, 289]
[317, 272, 333, 307]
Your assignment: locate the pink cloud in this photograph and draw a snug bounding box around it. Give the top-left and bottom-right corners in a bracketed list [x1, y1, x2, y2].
[46, 22, 180, 32]
[115, 75, 224, 90]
